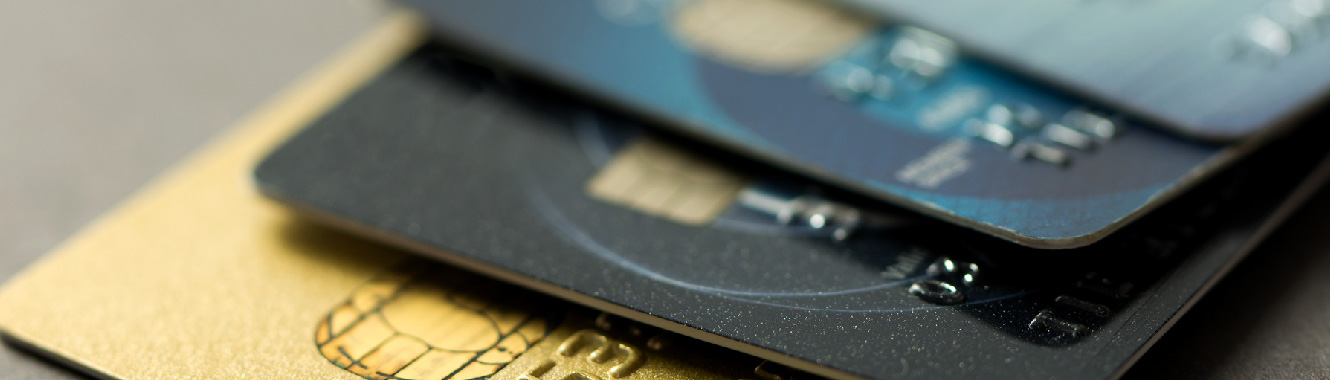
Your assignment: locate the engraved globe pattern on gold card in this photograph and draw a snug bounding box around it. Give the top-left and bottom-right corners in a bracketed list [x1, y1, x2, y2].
[316, 263, 559, 380]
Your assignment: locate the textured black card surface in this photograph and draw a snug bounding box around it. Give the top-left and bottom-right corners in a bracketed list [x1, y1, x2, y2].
[255, 46, 1330, 380]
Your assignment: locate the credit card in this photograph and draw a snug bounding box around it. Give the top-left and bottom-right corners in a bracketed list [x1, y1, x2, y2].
[399, 0, 1255, 248]
[255, 43, 1330, 380]
[0, 16, 801, 380]
[834, 0, 1330, 140]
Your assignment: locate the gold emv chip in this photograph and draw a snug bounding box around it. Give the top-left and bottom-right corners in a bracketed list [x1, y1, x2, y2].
[317, 264, 556, 380]
[587, 138, 748, 226]
[671, 0, 874, 72]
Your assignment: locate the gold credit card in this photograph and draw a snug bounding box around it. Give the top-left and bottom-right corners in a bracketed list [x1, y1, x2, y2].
[0, 12, 803, 380]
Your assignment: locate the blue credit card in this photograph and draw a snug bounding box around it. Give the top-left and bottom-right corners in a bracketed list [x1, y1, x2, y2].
[835, 0, 1330, 140]
[401, 0, 1260, 248]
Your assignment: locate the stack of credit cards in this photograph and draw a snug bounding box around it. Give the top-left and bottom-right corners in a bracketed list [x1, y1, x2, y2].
[254, 44, 1330, 379]
[0, 21, 843, 380]
[4, 1, 1330, 379]
[250, 1, 1330, 377]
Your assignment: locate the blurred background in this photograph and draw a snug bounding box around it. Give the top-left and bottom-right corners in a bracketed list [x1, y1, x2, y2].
[0, 1, 1325, 379]
[0, 1, 382, 378]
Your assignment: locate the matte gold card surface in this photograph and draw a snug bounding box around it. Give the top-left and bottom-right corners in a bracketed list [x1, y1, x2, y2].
[0, 11, 796, 380]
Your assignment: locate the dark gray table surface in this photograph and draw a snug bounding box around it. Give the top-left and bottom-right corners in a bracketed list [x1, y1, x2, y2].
[1, 2, 1325, 379]
[1122, 184, 1330, 379]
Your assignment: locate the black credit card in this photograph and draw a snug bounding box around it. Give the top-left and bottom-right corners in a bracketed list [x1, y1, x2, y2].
[255, 45, 1330, 380]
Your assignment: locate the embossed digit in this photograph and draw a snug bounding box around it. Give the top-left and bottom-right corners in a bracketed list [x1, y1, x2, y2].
[555, 330, 646, 378]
